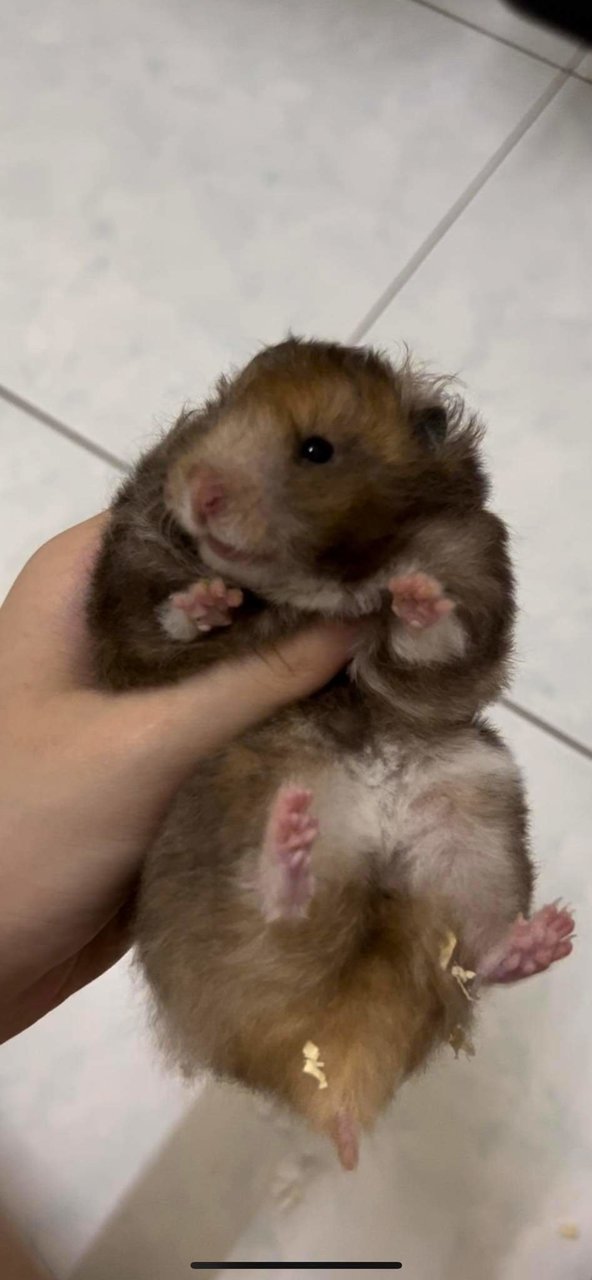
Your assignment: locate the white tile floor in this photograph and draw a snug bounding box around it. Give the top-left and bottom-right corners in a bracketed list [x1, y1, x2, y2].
[1, 1, 591, 1277]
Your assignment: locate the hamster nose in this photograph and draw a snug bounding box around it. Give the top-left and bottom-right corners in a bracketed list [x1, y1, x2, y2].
[189, 465, 226, 521]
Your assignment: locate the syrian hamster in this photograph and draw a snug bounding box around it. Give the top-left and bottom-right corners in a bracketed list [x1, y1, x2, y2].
[88, 338, 574, 1167]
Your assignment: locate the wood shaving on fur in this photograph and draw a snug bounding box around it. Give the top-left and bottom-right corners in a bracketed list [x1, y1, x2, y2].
[439, 930, 476, 1000]
[449, 1023, 476, 1060]
[302, 1041, 328, 1090]
[439, 929, 458, 970]
[450, 963, 477, 1002]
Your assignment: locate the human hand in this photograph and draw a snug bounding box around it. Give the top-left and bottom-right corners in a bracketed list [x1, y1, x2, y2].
[0, 516, 355, 1042]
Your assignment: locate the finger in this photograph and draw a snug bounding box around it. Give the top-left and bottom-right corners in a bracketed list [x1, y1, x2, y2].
[107, 621, 359, 780]
[0, 906, 132, 1044]
[0, 515, 108, 691]
[0, 1210, 54, 1280]
[47, 906, 133, 1005]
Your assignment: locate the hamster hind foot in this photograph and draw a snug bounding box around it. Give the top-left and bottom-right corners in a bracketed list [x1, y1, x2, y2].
[259, 785, 319, 922]
[479, 902, 575, 984]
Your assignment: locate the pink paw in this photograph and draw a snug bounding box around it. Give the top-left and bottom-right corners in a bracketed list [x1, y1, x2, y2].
[480, 902, 575, 984]
[260, 786, 318, 922]
[389, 572, 454, 629]
[170, 578, 243, 632]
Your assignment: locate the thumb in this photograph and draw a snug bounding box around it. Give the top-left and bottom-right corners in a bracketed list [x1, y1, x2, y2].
[107, 620, 359, 783]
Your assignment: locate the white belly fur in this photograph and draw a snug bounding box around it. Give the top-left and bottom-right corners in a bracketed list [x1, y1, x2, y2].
[300, 733, 522, 948]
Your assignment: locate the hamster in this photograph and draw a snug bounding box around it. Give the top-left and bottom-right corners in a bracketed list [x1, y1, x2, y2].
[88, 338, 574, 1169]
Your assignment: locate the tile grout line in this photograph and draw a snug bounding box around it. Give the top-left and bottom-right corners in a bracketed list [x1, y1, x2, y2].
[347, 36, 591, 762]
[501, 697, 592, 762]
[412, 0, 592, 83]
[348, 47, 586, 344]
[408, 0, 571, 72]
[2, 390, 590, 762]
[0, 382, 127, 473]
[568, 66, 592, 85]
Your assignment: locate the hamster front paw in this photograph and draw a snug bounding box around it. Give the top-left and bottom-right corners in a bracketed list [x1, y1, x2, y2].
[389, 571, 454, 630]
[158, 578, 243, 640]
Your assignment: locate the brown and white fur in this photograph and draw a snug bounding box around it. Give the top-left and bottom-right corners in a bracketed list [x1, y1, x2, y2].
[88, 338, 574, 1168]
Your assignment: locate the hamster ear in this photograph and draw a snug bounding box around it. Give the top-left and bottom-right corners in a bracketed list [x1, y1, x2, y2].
[410, 404, 448, 448]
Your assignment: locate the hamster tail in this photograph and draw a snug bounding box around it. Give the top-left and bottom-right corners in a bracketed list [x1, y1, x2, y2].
[330, 1109, 360, 1172]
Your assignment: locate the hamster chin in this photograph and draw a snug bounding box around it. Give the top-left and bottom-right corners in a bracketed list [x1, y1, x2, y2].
[264, 571, 387, 618]
[195, 530, 276, 588]
[198, 531, 385, 617]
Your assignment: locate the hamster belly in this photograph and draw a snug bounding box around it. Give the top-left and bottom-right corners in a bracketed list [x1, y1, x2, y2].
[134, 717, 476, 1149]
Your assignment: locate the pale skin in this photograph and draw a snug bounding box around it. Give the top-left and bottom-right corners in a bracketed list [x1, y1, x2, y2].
[0, 1209, 52, 1280]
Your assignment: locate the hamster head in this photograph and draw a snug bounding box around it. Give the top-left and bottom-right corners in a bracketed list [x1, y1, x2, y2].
[163, 338, 487, 615]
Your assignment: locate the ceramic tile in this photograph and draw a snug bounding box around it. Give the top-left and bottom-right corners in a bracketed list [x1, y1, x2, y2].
[0, 401, 118, 603]
[576, 52, 592, 80]
[66, 708, 592, 1279]
[0, 0, 554, 459]
[367, 77, 592, 747]
[0, 957, 190, 1278]
[430, 0, 578, 63]
[72, 1085, 290, 1280]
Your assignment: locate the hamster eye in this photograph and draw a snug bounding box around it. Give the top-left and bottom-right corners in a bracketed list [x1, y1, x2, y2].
[300, 436, 334, 464]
